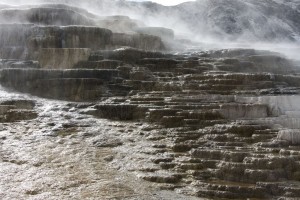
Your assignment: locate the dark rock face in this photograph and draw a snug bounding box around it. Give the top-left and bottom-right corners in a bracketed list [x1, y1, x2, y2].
[134, 27, 175, 40]
[29, 25, 113, 50]
[0, 60, 40, 69]
[93, 104, 140, 120]
[0, 69, 119, 101]
[61, 26, 112, 49]
[0, 24, 112, 59]
[0, 24, 33, 55]
[0, 25, 165, 64]
[74, 60, 122, 69]
[0, 7, 95, 25]
[111, 33, 165, 51]
[38, 48, 91, 69]
[0, 100, 37, 122]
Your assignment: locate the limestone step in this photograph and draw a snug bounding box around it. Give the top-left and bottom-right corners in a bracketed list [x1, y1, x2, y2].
[93, 104, 146, 120]
[243, 156, 297, 170]
[148, 109, 182, 122]
[74, 60, 122, 69]
[177, 110, 223, 120]
[88, 54, 104, 61]
[34, 78, 104, 101]
[140, 172, 182, 184]
[0, 68, 119, 81]
[130, 97, 165, 102]
[195, 181, 266, 199]
[0, 59, 40, 69]
[98, 48, 164, 63]
[1, 109, 37, 122]
[138, 58, 179, 71]
[129, 101, 166, 106]
[0, 99, 36, 110]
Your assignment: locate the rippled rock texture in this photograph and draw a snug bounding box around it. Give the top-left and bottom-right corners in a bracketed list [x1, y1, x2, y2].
[72, 48, 300, 199]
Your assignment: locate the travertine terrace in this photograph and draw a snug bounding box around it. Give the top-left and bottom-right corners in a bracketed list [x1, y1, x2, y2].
[1, 2, 300, 199]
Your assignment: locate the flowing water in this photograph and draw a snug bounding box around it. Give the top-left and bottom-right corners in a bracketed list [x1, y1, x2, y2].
[0, 87, 200, 200]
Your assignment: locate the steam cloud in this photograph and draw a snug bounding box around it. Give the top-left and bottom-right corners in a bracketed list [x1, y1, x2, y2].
[0, 0, 299, 60]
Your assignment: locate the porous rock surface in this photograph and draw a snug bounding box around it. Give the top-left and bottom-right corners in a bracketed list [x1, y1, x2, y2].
[1, 3, 300, 200]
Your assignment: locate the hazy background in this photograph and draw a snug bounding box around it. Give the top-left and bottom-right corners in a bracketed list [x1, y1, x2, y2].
[127, 0, 196, 6]
[0, 0, 299, 59]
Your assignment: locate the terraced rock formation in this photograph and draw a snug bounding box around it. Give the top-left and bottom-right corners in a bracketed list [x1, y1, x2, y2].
[1, 2, 300, 200]
[82, 49, 300, 199]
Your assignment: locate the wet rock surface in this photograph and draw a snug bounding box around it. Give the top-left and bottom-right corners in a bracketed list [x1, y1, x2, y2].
[1, 3, 300, 200]
[0, 99, 37, 122]
[2, 46, 300, 199]
[0, 7, 95, 26]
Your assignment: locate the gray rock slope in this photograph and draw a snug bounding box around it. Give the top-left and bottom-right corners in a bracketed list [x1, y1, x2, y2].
[1, 0, 299, 43]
